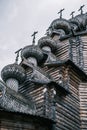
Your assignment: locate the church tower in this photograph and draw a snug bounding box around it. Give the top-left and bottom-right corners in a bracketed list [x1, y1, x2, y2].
[0, 6, 87, 130]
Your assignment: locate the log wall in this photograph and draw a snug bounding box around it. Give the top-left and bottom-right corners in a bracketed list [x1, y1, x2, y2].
[0, 111, 52, 130]
[79, 83, 87, 130]
[19, 63, 81, 130]
[53, 36, 84, 70]
[54, 35, 87, 130]
[81, 36, 87, 74]
[18, 35, 87, 130]
[75, 35, 87, 130]
[55, 67, 81, 130]
[54, 38, 70, 61]
[42, 64, 81, 129]
[19, 67, 49, 117]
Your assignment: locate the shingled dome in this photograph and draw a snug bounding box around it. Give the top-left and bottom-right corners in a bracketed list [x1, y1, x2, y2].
[38, 36, 57, 53]
[21, 45, 44, 64]
[70, 13, 87, 31]
[50, 18, 71, 35]
[1, 64, 26, 84]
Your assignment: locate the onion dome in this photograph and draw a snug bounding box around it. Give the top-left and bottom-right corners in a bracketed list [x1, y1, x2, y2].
[50, 18, 71, 35]
[38, 36, 57, 53]
[1, 64, 26, 92]
[69, 18, 80, 31]
[1, 64, 26, 83]
[21, 45, 44, 64]
[70, 13, 87, 31]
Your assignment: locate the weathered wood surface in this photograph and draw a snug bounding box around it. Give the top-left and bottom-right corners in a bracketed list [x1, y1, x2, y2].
[0, 110, 52, 130]
[79, 83, 87, 130]
[55, 68, 81, 130]
[18, 35, 87, 130]
[38, 63, 81, 129]
[54, 39, 69, 61]
[18, 62, 81, 130]
[54, 35, 87, 130]
[81, 36, 87, 74]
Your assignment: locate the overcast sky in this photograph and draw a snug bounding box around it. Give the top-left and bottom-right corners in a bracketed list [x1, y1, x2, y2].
[0, 0, 87, 78]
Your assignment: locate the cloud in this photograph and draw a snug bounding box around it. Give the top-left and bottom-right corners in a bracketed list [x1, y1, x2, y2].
[0, 0, 87, 78]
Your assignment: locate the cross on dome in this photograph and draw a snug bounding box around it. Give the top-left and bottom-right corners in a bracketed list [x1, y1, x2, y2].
[15, 48, 22, 64]
[78, 5, 85, 14]
[70, 11, 75, 18]
[31, 31, 38, 45]
[58, 8, 65, 19]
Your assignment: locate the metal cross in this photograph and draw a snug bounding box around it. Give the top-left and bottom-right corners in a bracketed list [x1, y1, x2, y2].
[58, 8, 65, 19]
[78, 5, 85, 14]
[70, 11, 75, 18]
[31, 31, 38, 45]
[15, 48, 22, 64]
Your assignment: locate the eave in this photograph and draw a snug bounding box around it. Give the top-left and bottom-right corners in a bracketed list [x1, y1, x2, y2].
[0, 80, 35, 114]
[51, 30, 87, 41]
[48, 81, 70, 95]
[0, 109, 55, 125]
[44, 59, 87, 81]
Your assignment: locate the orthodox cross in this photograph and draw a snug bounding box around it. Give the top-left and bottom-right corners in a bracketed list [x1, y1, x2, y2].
[31, 31, 38, 45]
[58, 8, 65, 19]
[78, 5, 85, 14]
[70, 11, 75, 18]
[15, 48, 22, 64]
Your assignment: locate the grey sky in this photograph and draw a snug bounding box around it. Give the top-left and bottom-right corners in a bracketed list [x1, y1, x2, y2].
[0, 0, 87, 78]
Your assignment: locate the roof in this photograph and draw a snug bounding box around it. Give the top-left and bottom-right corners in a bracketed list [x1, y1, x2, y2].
[47, 13, 87, 40]
[0, 109, 55, 125]
[44, 59, 87, 81]
[0, 80, 36, 114]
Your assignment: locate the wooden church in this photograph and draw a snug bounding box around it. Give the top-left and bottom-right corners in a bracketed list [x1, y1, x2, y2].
[0, 6, 87, 130]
